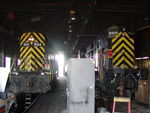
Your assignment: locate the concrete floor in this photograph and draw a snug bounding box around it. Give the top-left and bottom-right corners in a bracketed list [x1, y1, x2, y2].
[27, 76, 67, 113]
[131, 102, 150, 113]
[26, 76, 150, 113]
[111, 101, 150, 113]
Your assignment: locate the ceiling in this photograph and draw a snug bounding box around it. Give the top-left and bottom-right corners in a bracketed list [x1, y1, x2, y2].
[0, 0, 150, 57]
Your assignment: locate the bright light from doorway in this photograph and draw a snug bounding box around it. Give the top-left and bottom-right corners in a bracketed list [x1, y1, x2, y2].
[55, 53, 64, 77]
[5, 57, 11, 68]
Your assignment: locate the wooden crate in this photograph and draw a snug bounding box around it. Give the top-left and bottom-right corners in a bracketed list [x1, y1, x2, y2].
[135, 80, 149, 104]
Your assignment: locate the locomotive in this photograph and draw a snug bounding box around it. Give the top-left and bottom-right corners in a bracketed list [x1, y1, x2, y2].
[86, 26, 140, 98]
[9, 32, 57, 93]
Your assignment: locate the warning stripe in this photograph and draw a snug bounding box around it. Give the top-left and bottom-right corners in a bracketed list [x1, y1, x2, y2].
[114, 58, 132, 68]
[113, 54, 134, 68]
[27, 60, 36, 71]
[20, 63, 24, 69]
[28, 59, 35, 67]
[112, 37, 134, 50]
[21, 48, 44, 62]
[113, 43, 134, 57]
[20, 32, 45, 46]
[20, 33, 29, 42]
[20, 47, 25, 52]
[36, 60, 44, 69]
[31, 57, 43, 69]
[124, 32, 134, 43]
[19, 32, 45, 71]
[28, 65, 35, 71]
[124, 52, 134, 62]
[20, 33, 31, 45]
[20, 40, 30, 52]
[33, 32, 45, 45]
[20, 50, 44, 69]
[21, 59, 43, 71]
[20, 47, 30, 58]
[33, 36, 45, 47]
[114, 56, 124, 67]
[113, 54, 134, 67]
[113, 57, 134, 68]
[112, 32, 122, 43]
[31, 49, 44, 62]
[40, 47, 45, 52]
[34, 46, 44, 57]
[113, 51, 134, 64]
[20, 33, 27, 41]
[20, 48, 44, 60]
[112, 32, 135, 68]
[113, 47, 134, 60]
[24, 59, 35, 71]
[125, 58, 133, 68]
[113, 51, 123, 63]
[27, 53, 35, 60]
[29, 66, 35, 71]
[21, 48, 33, 59]
[120, 64, 128, 68]
[36, 33, 45, 43]
[39, 33, 45, 41]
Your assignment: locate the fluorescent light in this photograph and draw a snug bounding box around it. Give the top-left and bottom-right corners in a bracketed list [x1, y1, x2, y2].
[135, 57, 149, 60]
[71, 17, 76, 20]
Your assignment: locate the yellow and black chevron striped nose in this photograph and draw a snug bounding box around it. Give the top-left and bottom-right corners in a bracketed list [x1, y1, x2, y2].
[19, 32, 45, 72]
[112, 32, 135, 68]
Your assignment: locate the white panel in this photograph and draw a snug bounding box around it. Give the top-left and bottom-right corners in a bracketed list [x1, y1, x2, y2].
[0, 67, 10, 92]
[67, 58, 95, 113]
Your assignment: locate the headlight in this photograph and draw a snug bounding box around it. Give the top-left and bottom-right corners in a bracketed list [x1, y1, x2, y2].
[11, 72, 19, 75]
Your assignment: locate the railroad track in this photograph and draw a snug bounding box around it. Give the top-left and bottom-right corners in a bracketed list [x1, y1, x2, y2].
[22, 93, 41, 113]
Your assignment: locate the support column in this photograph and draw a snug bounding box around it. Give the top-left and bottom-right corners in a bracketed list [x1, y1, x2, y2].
[0, 42, 4, 67]
[148, 74, 150, 109]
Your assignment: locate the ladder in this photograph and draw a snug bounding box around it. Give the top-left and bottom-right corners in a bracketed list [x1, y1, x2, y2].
[25, 94, 32, 109]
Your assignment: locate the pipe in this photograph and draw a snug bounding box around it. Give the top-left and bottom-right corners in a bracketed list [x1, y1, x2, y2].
[71, 0, 97, 53]
[136, 25, 150, 31]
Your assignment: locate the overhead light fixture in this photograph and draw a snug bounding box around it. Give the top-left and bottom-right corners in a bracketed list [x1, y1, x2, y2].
[71, 17, 76, 21]
[69, 10, 76, 21]
[68, 26, 72, 33]
[69, 10, 75, 14]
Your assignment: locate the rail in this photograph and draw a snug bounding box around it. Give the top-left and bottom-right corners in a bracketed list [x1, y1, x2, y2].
[23, 94, 41, 113]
